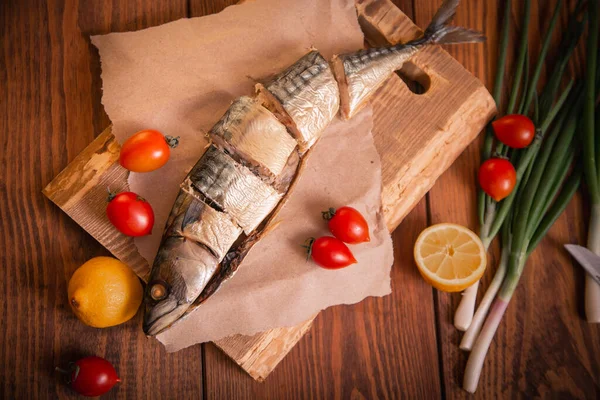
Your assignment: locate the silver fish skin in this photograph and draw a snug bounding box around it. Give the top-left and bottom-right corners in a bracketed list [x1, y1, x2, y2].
[187, 145, 282, 234]
[143, 190, 242, 336]
[210, 96, 298, 181]
[175, 188, 242, 260]
[143, 237, 218, 336]
[332, 44, 420, 119]
[332, 0, 484, 119]
[257, 50, 339, 153]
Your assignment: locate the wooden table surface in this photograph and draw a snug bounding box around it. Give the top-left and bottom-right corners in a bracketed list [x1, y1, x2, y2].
[1, 0, 599, 398]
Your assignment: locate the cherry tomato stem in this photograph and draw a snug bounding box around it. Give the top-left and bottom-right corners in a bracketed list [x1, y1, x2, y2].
[165, 135, 180, 148]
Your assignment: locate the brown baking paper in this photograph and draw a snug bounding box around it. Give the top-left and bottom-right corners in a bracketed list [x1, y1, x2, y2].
[92, 0, 393, 349]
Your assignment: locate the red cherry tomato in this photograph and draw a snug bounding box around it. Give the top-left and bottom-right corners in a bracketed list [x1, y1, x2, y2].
[119, 129, 179, 173]
[106, 191, 154, 236]
[57, 356, 120, 397]
[492, 114, 535, 149]
[308, 236, 357, 269]
[323, 206, 370, 244]
[478, 158, 517, 201]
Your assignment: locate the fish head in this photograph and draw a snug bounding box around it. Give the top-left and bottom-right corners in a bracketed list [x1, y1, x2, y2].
[143, 237, 218, 336]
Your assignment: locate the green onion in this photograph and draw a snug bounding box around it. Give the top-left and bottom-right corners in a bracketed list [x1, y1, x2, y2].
[517, 49, 531, 115]
[477, 0, 512, 226]
[459, 82, 576, 347]
[455, 0, 576, 331]
[505, 0, 531, 115]
[516, 101, 578, 243]
[460, 0, 514, 332]
[486, 82, 575, 240]
[519, 0, 562, 115]
[463, 108, 583, 394]
[525, 110, 579, 239]
[459, 0, 589, 367]
[459, 223, 510, 351]
[530, 147, 575, 233]
[527, 162, 582, 254]
[538, 9, 586, 120]
[582, 0, 600, 323]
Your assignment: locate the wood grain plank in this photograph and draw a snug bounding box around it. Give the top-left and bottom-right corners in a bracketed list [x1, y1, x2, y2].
[418, 0, 600, 397]
[0, 0, 203, 398]
[42, 127, 149, 279]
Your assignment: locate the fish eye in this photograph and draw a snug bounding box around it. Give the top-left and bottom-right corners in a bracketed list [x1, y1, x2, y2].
[148, 280, 169, 301]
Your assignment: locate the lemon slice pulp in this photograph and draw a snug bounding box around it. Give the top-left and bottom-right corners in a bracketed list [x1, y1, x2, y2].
[414, 223, 486, 292]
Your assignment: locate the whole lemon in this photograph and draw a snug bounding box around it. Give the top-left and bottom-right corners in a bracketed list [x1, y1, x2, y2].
[68, 257, 143, 328]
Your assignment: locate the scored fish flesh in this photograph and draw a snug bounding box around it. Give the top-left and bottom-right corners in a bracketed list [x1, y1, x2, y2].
[332, 0, 484, 119]
[143, 0, 484, 337]
[257, 50, 339, 153]
[210, 96, 297, 181]
[186, 145, 282, 234]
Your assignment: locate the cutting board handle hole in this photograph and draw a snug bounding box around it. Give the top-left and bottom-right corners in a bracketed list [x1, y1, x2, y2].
[396, 62, 430, 95]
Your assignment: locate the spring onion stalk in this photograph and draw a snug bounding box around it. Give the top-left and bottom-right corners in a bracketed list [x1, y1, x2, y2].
[464, 167, 582, 393]
[455, 0, 578, 331]
[532, 148, 575, 230]
[583, 0, 600, 323]
[465, 164, 581, 378]
[477, 0, 512, 226]
[505, 0, 531, 116]
[460, 99, 577, 350]
[519, 0, 562, 115]
[454, 208, 493, 331]
[464, 70, 600, 352]
[517, 50, 530, 116]
[458, 0, 513, 331]
[463, 108, 583, 394]
[527, 163, 582, 254]
[460, 226, 510, 350]
[457, 82, 573, 332]
[495, 0, 532, 156]
[538, 9, 587, 119]
[461, 4, 594, 347]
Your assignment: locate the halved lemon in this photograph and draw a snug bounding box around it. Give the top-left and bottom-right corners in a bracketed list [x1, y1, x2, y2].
[414, 223, 486, 292]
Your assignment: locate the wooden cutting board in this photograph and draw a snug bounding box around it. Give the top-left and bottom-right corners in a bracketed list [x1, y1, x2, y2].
[43, 0, 495, 382]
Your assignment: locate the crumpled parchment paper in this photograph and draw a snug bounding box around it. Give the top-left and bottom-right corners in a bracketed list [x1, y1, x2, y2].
[92, 0, 394, 349]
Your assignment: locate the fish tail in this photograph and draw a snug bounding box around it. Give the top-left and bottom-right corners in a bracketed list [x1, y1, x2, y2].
[419, 0, 485, 45]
